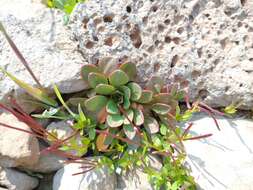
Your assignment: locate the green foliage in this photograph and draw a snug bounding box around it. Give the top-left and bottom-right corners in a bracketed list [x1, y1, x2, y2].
[47, 0, 85, 24]
[0, 25, 218, 189]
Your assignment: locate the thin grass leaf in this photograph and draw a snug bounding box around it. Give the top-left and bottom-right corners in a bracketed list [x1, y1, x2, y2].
[0, 21, 43, 89]
[53, 85, 76, 118]
[0, 68, 57, 107]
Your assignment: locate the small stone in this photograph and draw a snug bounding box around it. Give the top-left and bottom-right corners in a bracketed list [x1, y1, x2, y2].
[0, 112, 39, 168]
[0, 167, 39, 190]
[46, 121, 83, 156]
[184, 113, 253, 190]
[53, 162, 116, 190]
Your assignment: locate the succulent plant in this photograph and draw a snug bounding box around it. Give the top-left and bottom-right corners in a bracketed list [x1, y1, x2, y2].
[81, 57, 181, 150]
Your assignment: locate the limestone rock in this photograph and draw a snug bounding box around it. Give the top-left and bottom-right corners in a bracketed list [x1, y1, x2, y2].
[46, 121, 83, 156]
[0, 167, 39, 190]
[184, 113, 253, 190]
[70, 0, 253, 109]
[53, 163, 116, 190]
[0, 112, 40, 168]
[0, 0, 87, 112]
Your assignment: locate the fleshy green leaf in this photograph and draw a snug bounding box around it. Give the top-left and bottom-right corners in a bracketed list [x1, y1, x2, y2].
[133, 109, 144, 126]
[109, 70, 129, 86]
[0, 68, 57, 107]
[81, 64, 100, 81]
[98, 57, 118, 75]
[85, 95, 108, 112]
[95, 84, 115, 95]
[144, 116, 159, 134]
[96, 132, 109, 151]
[119, 86, 131, 109]
[137, 90, 153, 104]
[88, 73, 108, 88]
[106, 114, 124, 127]
[123, 124, 136, 139]
[146, 76, 164, 94]
[119, 62, 137, 81]
[151, 103, 171, 115]
[123, 109, 134, 124]
[128, 82, 142, 101]
[160, 124, 168, 135]
[106, 100, 119, 114]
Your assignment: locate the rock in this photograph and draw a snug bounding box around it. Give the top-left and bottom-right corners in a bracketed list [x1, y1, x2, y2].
[184, 113, 253, 190]
[36, 173, 54, 190]
[0, 0, 87, 113]
[0, 166, 39, 190]
[117, 155, 162, 190]
[70, 0, 253, 109]
[23, 144, 66, 173]
[0, 112, 40, 168]
[46, 121, 83, 156]
[53, 162, 116, 190]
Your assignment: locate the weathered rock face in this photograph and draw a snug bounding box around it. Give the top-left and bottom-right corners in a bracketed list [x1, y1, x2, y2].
[184, 114, 253, 190]
[0, 0, 87, 112]
[0, 167, 39, 190]
[53, 163, 116, 190]
[70, 0, 253, 109]
[0, 112, 40, 168]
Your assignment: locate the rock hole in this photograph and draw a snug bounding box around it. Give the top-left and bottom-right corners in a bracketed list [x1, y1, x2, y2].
[82, 17, 89, 29]
[164, 36, 171, 43]
[191, 70, 201, 79]
[249, 58, 253, 62]
[147, 46, 155, 53]
[154, 62, 160, 72]
[241, 0, 246, 6]
[104, 37, 113, 46]
[172, 37, 180, 45]
[158, 24, 165, 32]
[142, 16, 148, 25]
[197, 48, 202, 58]
[164, 19, 170, 25]
[237, 22, 243, 27]
[103, 14, 114, 22]
[198, 89, 208, 100]
[126, 6, 132, 13]
[85, 41, 94, 49]
[220, 38, 230, 49]
[151, 5, 158, 12]
[177, 27, 184, 34]
[171, 55, 179, 68]
[239, 83, 243, 87]
[130, 25, 142, 48]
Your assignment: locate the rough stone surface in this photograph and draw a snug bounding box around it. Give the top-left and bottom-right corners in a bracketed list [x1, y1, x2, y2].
[184, 113, 253, 190]
[46, 121, 83, 156]
[24, 145, 66, 173]
[117, 155, 162, 190]
[70, 0, 253, 109]
[53, 163, 116, 190]
[0, 0, 87, 112]
[36, 173, 54, 190]
[0, 112, 40, 168]
[0, 166, 39, 190]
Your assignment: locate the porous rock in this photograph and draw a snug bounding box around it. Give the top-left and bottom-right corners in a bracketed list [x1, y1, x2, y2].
[70, 0, 253, 109]
[0, 166, 39, 190]
[53, 162, 116, 190]
[0, 112, 40, 168]
[184, 113, 253, 190]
